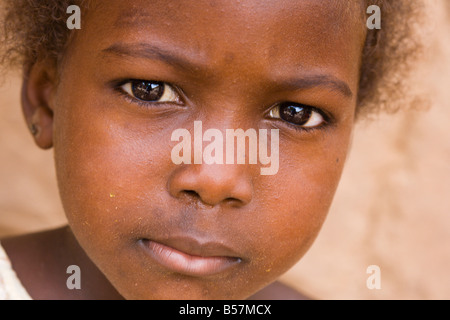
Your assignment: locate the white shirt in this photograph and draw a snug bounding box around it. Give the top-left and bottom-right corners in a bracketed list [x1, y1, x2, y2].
[0, 243, 32, 300]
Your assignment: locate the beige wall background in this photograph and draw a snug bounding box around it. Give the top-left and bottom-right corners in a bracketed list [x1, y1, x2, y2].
[1, 1, 449, 299]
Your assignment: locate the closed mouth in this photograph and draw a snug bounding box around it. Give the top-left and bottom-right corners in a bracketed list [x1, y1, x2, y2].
[139, 237, 242, 277]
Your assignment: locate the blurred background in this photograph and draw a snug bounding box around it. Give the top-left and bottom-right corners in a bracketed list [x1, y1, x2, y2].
[1, 0, 449, 299]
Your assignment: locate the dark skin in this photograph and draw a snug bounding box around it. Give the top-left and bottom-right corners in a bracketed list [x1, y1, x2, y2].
[2, 0, 366, 299]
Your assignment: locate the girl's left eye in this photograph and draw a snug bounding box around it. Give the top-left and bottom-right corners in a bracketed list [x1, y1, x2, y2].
[120, 80, 181, 103]
[269, 102, 326, 129]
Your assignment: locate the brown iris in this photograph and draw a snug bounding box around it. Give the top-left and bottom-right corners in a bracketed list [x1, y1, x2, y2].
[279, 103, 313, 126]
[131, 81, 165, 101]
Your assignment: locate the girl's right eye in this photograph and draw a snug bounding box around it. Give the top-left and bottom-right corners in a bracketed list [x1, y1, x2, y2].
[120, 80, 182, 104]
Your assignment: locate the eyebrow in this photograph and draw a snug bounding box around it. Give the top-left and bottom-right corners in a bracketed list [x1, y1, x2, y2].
[101, 42, 205, 73]
[280, 74, 353, 98]
[102, 42, 353, 98]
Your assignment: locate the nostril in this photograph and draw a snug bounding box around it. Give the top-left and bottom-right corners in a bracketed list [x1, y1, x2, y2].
[181, 190, 239, 207]
[183, 190, 199, 198]
[223, 197, 244, 208]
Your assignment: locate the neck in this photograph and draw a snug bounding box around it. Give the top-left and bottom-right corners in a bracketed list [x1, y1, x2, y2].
[59, 226, 125, 300]
[2, 226, 124, 300]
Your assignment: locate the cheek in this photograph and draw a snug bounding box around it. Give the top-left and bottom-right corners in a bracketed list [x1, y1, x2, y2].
[52, 89, 174, 246]
[247, 130, 352, 276]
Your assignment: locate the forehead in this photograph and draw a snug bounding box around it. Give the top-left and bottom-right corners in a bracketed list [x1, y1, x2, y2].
[110, 0, 362, 29]
[84, 1, 365, 45]
[77, 0, 366, 90]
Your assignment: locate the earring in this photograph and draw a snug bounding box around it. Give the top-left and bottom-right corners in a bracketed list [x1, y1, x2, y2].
[30, 123, 38, 136]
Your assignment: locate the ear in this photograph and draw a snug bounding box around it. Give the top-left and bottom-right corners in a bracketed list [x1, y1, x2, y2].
[21, 61, 57, 150]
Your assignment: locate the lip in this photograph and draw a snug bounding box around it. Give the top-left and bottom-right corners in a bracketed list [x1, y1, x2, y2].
[140, 237, 242, 277]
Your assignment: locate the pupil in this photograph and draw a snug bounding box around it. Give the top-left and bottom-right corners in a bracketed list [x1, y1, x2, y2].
[279, 103, 312, 125]
[131, 81, 164, 101]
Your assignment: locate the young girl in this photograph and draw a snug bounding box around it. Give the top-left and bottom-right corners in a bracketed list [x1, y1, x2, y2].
[0, 0, 425, 300]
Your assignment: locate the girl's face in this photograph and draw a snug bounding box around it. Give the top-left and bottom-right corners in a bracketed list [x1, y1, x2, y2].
[51, 0, 365, 299]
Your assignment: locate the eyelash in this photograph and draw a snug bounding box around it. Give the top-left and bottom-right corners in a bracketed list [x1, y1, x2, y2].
[266, 102, 333, 135]
[117, 89, 159, 109]
[113, 79, 184, 108]
[113, 79, 333, 133]
[278, 107, 332, 134]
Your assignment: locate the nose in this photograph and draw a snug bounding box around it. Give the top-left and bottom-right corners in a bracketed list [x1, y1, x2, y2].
[167, 163, 253, 207]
